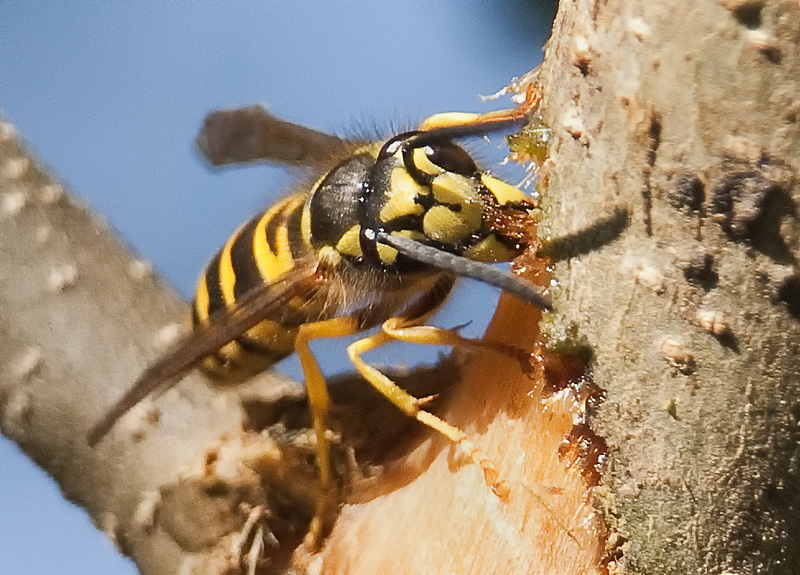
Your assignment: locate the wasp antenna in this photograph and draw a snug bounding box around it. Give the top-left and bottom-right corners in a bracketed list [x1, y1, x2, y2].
[376, 232, 551, 310]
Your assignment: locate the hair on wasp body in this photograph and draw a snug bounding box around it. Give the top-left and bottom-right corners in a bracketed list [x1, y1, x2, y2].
[87, 103, 550, 541]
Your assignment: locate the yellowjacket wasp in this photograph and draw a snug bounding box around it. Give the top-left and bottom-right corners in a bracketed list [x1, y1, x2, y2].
[87, 104, 550, 535]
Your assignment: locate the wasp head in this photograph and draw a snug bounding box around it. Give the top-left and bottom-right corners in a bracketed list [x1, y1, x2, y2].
[362, 128, 535, 269]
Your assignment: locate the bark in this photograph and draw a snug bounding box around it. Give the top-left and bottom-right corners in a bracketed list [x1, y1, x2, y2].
[2, 0, 799, 574]
[538, 0, 800, 573]
[0, 118, 307, 574]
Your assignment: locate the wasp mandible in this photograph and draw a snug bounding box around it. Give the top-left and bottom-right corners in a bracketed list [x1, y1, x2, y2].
[88, 104, 550, 533]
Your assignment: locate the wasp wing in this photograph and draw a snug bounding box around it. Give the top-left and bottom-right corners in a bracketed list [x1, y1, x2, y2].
[197, 105, 356, 168]
[87, 260, 325, 446]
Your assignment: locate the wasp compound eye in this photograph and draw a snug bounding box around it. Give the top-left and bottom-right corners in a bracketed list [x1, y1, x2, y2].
[377, 131, 417, 161]
[423, 141, 478, 176]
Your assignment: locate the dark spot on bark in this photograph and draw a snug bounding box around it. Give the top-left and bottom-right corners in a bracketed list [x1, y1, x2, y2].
[733, 4, 763, 29]
[761, 483, 784, 507]
[776, 274, 800, 319]
[647, 114, 662, 166]
[675, 357, 696, 375]
[711, 168, 797, 264]
[716, 329, 740, 353]
[790, 402, 800, 423]
[678, 250, 718, 290]
[761, 45, 782, 64]
[670, 172, 705, 213]
[203, 480, 231, 498]
[642, 113, 662, 236]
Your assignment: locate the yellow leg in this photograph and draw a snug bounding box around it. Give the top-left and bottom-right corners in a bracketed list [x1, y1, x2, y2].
[346, 319, 512, 496]
[382, 317, 535, 376]
[294, 316, 361, 543]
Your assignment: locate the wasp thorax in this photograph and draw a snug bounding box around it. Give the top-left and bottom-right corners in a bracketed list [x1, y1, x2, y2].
[308, 152, 373, 250]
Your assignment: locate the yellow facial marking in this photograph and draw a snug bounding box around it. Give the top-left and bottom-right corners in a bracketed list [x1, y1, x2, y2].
[412, 147, 443, 177]
[376, 242, 398, 265]
[380, 168, 426, 222]
[396, 229, 426, 242]
[335, 225, 363, 258]
[432, 172, 480, 205]
[376, 229, 425, 266]
[464, 235, 517, 263]
[481, 174, 531, 206]
[419, 112, 480, 131]
[423, 205, 472, 244]
[428, 172, 482, 241]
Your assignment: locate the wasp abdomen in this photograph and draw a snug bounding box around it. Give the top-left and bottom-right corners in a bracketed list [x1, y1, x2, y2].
[192, 194, 314, 377]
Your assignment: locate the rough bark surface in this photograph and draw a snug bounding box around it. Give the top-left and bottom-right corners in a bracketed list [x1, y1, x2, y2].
[538, 0, 800, 573]
[0, 120, 309, 574]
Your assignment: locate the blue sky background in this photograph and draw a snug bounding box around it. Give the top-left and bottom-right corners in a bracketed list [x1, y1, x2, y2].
[0, 3, 555, 573]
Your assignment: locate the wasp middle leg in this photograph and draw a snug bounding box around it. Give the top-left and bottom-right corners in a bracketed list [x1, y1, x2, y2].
[347, 313, 530, 497]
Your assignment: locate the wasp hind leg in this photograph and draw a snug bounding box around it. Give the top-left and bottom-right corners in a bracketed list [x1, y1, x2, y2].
[347, 317, 525, 497]
[293, 316, 361, 547]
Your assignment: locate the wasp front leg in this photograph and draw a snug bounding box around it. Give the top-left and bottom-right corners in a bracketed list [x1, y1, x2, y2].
[346, 319, 517, 497]
[381, 316, 536, 376]
[293, 316, 362, 545]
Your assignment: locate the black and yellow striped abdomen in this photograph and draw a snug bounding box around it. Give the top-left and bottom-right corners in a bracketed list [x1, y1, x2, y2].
[192, 193, 316, 377]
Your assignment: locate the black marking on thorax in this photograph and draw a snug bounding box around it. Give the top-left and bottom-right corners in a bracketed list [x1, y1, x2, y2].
[309, 152, 372, 248]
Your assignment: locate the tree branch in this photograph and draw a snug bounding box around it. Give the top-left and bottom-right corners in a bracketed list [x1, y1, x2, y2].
[539, 0, 800, 572]
[0, 118, 307, 575]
